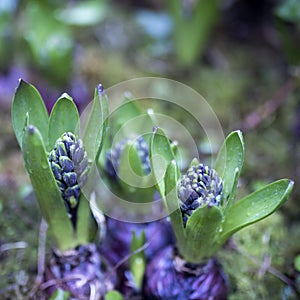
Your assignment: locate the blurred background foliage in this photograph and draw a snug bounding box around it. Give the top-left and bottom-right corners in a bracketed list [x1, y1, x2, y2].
[0, 0, 300, 299]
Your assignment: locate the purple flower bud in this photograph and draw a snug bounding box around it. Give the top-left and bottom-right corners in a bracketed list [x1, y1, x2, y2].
[45, 243, 117, 299]
[178, 163, 223, 226]
[105, 136, 151, 181]
[49, 132, 88, 228]
[144, 246, 228, 299]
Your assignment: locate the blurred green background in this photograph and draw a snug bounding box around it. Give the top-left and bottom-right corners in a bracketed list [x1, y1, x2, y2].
[0, 0, 300, 299]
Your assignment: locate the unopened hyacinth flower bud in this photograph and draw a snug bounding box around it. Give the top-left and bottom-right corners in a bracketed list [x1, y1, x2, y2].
[49, 132, 88, 228]
[105, 136, 151, 181]
[143, 162, 228, 300]
[178, 163, 223, 226]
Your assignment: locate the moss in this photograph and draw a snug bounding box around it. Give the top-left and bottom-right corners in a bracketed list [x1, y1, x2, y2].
[219, 212, 295, 299]
[0, 151, 40, 298]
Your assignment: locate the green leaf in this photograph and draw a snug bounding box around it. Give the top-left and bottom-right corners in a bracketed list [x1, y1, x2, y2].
[75, 193, 92, 245]
[88, 191, 105, 242]
[56, 1, 107, 26]
[223, 167, 240, 216]
[149, 127, 178, 198]
[275, 0, 300, 23]
[219, 179, 294, 245]
[214, 130, 244, 208]
[168, 0, 219, 66]
[76, 164, 102, 242]
[111, 94, 142, 135]
[23, 2, 72, 84]
[49, 288, 70, 300]
[118, 142, 144, 190]
[164, 160, 185, 245]
[130, 230, 146, 290]
[12, 79, 48, 149]
[82, 85, 109, 161]
[294, 255, 300, 272]
[117, 142, 155, 202]
[128, 141, 146, 177]
[105, 291, 124, 300]
[181, 205, 223, 263]
[48, 93, 79, 150]
[22, 124, 76, 251]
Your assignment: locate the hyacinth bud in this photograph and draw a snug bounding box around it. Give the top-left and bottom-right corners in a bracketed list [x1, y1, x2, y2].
[105, 136, 151, 180]
[49, 132, 88, 228]
[144, 246, 228, 299]
[178, 163, 223, 226]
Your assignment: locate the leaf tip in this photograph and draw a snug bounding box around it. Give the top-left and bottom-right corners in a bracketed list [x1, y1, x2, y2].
[288, 179, 295, 190]
[97, 83, 105, 94]
[60, 92, 73, 101]
[17, 78, 30, 88]
[28, 125, 36, 135]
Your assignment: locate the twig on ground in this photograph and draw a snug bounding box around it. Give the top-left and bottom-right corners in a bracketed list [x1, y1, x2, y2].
[233, 241, 294, 286]
[236, 78, 299, 131]
[28, 219, 48, 299]
[0, 241, 27, 254]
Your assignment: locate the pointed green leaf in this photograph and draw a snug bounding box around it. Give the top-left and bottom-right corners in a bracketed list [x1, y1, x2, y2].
[82, 85, 109, 161]
[22, 124, 76, 251]
[129, 141, 146, 177]
[116, 142, 155, 203]
[12, 79, 48, 149]
[219, 179, 294, 245]
[48, 93, 79, 150]
[165, 160, 185, 245]
[76, 164, 99, 242]
[118, 142, 144, 190]
[75, 193, 92, 245]
[149, 127, 178, 198]
[130, 230, 146, 290]
[182, 205, 223, 263]
[88, 192, 105, 242]
[223, 167, 239, 215]
[214, 131, 244, 207]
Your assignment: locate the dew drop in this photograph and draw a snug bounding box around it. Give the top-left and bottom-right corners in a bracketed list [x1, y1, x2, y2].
[28, 125, 35, 134]
[41, 162, 49, 170]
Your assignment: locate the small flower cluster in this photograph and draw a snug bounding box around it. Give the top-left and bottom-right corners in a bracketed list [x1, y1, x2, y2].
[49, 132, 88, 227]
[144, 245, 228, 300]
[105, 136, 151, 180]
[178, 163, 223, 225]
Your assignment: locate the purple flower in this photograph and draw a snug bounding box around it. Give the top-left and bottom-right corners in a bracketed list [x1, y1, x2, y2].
[178, 163, 223, 226]
[49, 132, 88, 228]
[44, 243, 117, 299]
[144, 246, 228, 300]
[100, 218, 175, 266]
[105, 136, 151, 181]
